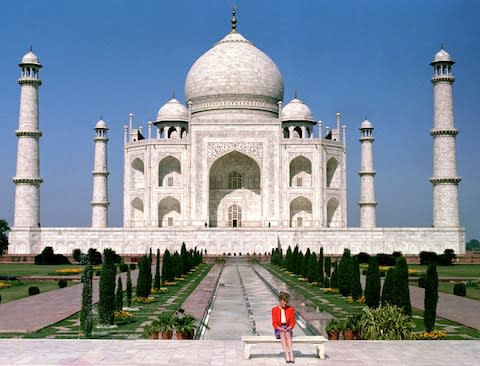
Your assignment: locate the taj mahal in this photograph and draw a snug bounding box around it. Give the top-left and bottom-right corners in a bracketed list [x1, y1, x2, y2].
[8, 12, 465, 256]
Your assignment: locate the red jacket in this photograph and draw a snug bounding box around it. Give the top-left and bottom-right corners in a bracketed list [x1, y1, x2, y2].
[272, 305, 296, 330]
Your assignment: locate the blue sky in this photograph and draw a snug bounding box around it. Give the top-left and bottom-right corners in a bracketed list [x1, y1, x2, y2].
[0, 0, 479, 241]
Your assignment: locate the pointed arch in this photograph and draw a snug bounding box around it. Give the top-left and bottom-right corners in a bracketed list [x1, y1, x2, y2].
[209, 150, 261, 227]
[292, 126, 302, 138]
[327, 197, 339, 227]
[159, 156, 181, 187]
[158, 196, 181, 227]
[326, 157, 339, 188]
[289, 196, 312, 227]
[289, 155, 312, 187]
[131, 158, 144, 188]
[131, 197, 144, 226]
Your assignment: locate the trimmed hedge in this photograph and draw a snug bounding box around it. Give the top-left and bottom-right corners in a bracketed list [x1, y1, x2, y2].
[453, 283, 466, 296]
[28, 286, 40, 296]
[58, 279, 68, 288]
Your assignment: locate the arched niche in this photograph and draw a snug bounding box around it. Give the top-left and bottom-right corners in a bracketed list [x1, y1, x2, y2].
[159, 156, 181, 187]
[289, 196, 312, 227]
[158, 196, 181, 227]
[289, 155, 312, 187]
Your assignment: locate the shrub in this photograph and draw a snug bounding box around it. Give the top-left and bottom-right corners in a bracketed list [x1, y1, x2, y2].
[438, 249, 456, 266]
[28, 286, 40, 296]
[376, 253, 395, 266]
[87, 248, 102, 265]
[392, 256, 412, 315]
[381, 267, 395, 305]
[365, 256, 381, 308]
[424, 263, 438, 332]
[0, 294, 2, 303]
[98, 248, 117, 325]
[114, 277, 123, 312]
[453, 283, 466, 296]
[154, 248, 161, 290]
[359, 304, 415, 340]
[420, 251, 438, 265]
[307, 252, 318, 282]
[338, 248, 353, 296]
[162, 250, 174, 283]
[34, 246, 70, 265]
[72, 248, 82, 262]
[418, 274, 426, 288]
[356, 252, 370, 264]
[80, 262, 93, 337]
[129, 263, 136, 270]
[126, 267, 133, 307]
[118, 263, 129, 272]
[58, 279, 68, 288]
[350, 257, 363, 299]
[136, 255, 151, 298]
[318, 247, 324, 284]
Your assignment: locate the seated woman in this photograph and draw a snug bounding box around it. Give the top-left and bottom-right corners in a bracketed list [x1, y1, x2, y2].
[272, 291, 296, 363]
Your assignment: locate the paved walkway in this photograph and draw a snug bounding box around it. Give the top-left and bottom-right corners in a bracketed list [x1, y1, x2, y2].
[0, 339, 478, 365]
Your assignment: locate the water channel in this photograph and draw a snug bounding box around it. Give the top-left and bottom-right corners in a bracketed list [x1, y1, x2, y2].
[201, 259, 307, 340]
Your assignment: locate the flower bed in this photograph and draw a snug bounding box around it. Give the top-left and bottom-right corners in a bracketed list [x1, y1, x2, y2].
[412, 331, 447, 340]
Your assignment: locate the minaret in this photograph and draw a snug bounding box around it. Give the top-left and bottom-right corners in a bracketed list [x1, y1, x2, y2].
[359, 118, 377, 228]
[13, 48, 43, 227]
[430, 47, 460, 227]
[91, 118, 109, 227]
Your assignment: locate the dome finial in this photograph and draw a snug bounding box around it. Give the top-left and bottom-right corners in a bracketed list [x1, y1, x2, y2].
[100, 113, 103, 120]
[231, 4, 237, 32]
[29, 45, 33, 52]
[440, 42, 445, 50]
[172, 90, 176, 99]
[294, 89, 298, 99]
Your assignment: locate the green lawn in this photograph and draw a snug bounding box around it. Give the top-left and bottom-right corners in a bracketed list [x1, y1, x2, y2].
[0, 263, 82, 277]
[0, 280, 75, 303]
[408, 264, 480, 277]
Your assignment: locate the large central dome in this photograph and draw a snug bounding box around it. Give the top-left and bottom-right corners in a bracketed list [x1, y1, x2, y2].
[185, 31, 284, 114]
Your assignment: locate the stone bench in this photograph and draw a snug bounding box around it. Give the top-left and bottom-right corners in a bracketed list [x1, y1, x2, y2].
[241, 335, 327, 360]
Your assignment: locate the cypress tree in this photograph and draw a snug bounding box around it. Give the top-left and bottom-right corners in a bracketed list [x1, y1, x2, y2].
[126, 267, 132, 307]
[136, 255, 151, 297]
[114, 277, 123, 312]
[173, 251, 182, 278]
[392, 256, 412, 315]
[285, 246, 293, 271]
[324, 256, 332, 278]
[338, 248, 353, 296]
[80, 261, 93, 337]
[330, 261, 339, 288]
[307, 252, 318, 282]
[292, 245, 300, 274]
[154, 248, 161, 290]
[424, 263, 438, 332]
[181, 242, 189, 274]
[303, 248, 311, 278]
[98, 248, 117, 325]
[162, 249, 174, 282]
[365, 256, 381, 308]
[147, 248, 153, 292]
[381, 267, 395, 305]
[318, 247, 325, 284]
[350, 256, 363, 299]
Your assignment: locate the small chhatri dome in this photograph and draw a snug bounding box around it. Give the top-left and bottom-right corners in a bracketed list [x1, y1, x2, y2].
[156, 97, 189, 122]
[20, 48, 41, 66]
[360, 118, 373, 129]
[95, 118, 108, 129]
[281, 97, 314, 122]
[432, 48, 453, 63]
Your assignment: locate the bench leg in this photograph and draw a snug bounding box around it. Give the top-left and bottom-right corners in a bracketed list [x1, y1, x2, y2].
[316, 344, 325, 360]
[244, 343, 251, 359]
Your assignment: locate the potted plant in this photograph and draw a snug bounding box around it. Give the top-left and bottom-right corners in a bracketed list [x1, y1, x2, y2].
[342, 317, 356, 340]
[174, 308, 198, 340]
[326, 318, 341, 340]
[348, 314, 362, 340]
[157, 311, 175, 339]
[144, 320, 161, 339]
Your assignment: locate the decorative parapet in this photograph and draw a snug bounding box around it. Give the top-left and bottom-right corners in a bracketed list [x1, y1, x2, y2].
[190, 94, 279, 114]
